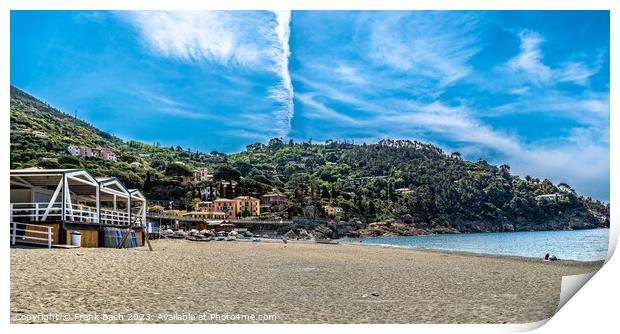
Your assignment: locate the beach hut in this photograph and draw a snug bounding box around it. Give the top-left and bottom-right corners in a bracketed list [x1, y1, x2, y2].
[10, 168, 146, 248]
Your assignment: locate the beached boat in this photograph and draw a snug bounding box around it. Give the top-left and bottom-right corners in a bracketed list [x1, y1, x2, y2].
[315, 239, 339, 245]
[215, 231, 227, 241]
[186, 236, 210, 242]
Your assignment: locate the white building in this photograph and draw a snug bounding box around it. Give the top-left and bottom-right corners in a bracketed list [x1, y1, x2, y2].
[67, 145, 80, 156]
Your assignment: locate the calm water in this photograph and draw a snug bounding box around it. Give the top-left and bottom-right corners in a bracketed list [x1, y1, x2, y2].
[343, 229, 609, 261]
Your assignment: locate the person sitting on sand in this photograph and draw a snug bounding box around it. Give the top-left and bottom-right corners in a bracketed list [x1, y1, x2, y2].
[544, 253, 550, 260]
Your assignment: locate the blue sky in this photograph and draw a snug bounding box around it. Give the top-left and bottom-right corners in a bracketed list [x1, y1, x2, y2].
[11, 11, 609, 201]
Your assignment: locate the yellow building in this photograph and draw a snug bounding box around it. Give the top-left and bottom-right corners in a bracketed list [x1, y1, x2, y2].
[234, 196, 260, 217]
[324, 205, 334, 217]
[324, 205, 344, 218]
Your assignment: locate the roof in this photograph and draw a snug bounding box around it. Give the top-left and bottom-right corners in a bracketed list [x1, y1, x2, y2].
[129, 189, 146, 202]
[11, 168, 99, 189]
[184, 211, 226, 216]
[214, 198, 236, 202]
[96, 176, 130, 198]
[10, 168, 84, 175]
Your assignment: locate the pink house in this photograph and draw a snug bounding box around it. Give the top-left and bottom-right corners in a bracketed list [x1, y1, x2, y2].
[260, 193, 287, 211]
[100, 150, 117, 161]
[213, 198, 236, 219]
[79, 147, 93, 157]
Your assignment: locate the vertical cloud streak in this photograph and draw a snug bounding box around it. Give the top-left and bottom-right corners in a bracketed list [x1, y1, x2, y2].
[268, 10, 294, 137]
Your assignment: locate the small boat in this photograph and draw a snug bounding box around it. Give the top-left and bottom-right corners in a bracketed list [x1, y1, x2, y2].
[315, 239, 339, 245]
[186, 236, 211, 242]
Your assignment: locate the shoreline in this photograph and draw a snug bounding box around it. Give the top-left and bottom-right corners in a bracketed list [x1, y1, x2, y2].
[338, 228, 609, 263]
[341, 240, 606, 266]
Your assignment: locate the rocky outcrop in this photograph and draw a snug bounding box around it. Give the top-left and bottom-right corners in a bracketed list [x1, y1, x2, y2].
[283, 228, 312, 240]
[344, 206, 609, 238]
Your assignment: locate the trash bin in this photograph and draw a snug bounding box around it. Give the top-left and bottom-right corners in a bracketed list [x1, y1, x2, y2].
[71, 231, 82, 247]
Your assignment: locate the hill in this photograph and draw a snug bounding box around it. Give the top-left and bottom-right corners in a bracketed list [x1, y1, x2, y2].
[10, 86, 224, 191]
[10, 86, 610, 235]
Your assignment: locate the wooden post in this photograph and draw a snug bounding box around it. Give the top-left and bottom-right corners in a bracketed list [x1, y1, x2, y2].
[11, 221, 16, 246]
[142, 201, 146, 225]
[144, 229, 153, 251]
[66, 182, 75, 222]
[127, 196, 131, 225]
[48, 226, 52, 249]
[96, 185, 100, 227]
[116, 226, 133, 249]
[61, 174, 66, 222]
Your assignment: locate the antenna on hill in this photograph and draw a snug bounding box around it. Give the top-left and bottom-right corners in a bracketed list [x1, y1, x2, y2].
[74, 110, 78, 119]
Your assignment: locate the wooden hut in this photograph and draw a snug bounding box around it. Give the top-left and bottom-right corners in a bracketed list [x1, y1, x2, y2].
[10, 168, 146, 248]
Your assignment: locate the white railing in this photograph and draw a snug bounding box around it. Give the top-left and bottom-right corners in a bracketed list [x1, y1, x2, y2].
[11, 202, 141, 226]
[10, 202, 62, 221]
[65, 203, 98, 224]
[10, 202, 99, 224]
[100, 208, 131, 225]
[10, 222, 54, 248]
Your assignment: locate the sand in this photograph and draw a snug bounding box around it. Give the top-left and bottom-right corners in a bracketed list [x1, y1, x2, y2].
[10, 239, 602, 324]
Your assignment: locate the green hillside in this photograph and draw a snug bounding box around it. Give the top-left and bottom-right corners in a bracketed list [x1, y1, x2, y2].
[10, 86, 609, 233]
[10, 86, 221, 191]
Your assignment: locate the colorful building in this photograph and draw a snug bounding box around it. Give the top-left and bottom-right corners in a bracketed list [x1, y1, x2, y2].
[234, 196, 260, 217]
[195, 201, 213, 212]
[213, 198, 236, 219]
[100, 149, 117, 161]
[67, 145, 80, 156]
[260, 193, 287, 212]
[324, 205, 344, 218]
[182, 167, 213, 185]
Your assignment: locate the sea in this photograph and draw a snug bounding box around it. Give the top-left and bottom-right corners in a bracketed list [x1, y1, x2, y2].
[342, 228, 610, 261]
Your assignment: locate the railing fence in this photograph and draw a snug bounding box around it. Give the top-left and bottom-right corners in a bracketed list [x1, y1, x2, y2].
[10, 221, 53, 248]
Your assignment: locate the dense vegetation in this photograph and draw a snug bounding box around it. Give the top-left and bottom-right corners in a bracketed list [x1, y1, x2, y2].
[10, 86, 609, 232]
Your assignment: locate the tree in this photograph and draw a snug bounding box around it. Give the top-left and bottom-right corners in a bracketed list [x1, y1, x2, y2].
[213, 165, 241, 182]
[165, 162, 192, 177]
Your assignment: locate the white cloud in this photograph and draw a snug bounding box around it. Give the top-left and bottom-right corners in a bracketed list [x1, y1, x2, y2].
[368, 12, 480, 86]
[333, 65, 368, 85]
[123, 11, 294, 136]
[125, 11, 264, 66]
[267, 10, 295, 137]
[296, 93, 362, 125]
[507, 31, 553, 83]
[507, 30, 599, 86]
[558, 61, 598, 85]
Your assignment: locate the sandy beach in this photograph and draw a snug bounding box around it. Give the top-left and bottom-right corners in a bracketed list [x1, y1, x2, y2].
[10, 239, 602, 324]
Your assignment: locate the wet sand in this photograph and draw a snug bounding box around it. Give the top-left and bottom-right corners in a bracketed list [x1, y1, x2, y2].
[10, 239, 602, 324]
